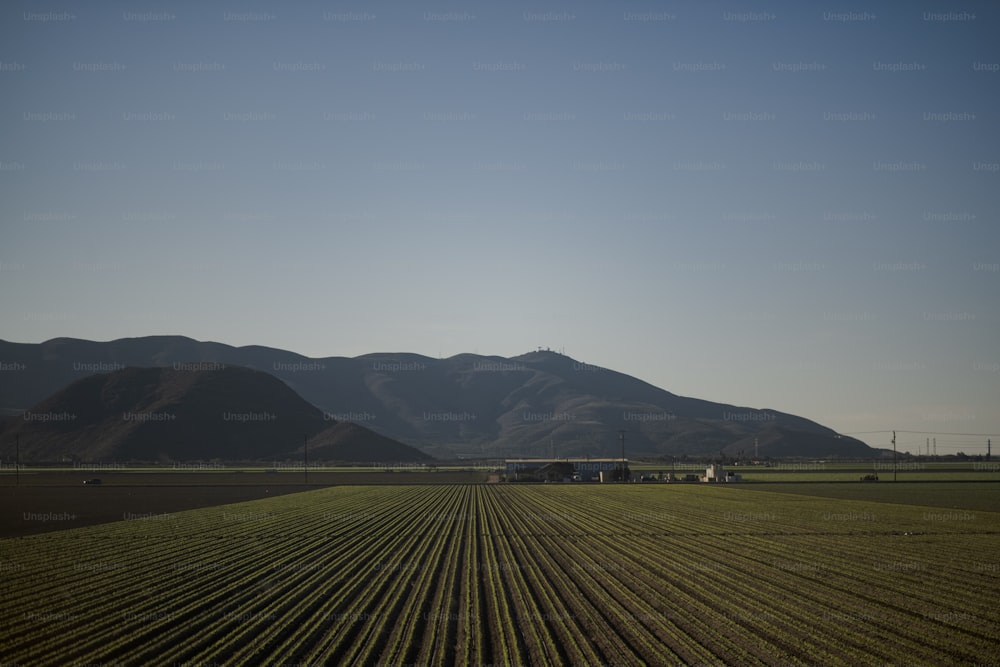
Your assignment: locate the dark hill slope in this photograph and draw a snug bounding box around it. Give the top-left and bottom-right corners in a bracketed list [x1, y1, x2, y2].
[0, 365, 431, 463]
[0, 337, 873, 459]
[725, 426, 875, 459]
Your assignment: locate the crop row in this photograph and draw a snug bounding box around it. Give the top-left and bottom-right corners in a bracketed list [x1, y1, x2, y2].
[1, 484, 998, 665]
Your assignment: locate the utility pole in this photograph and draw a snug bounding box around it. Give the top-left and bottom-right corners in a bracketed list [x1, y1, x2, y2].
[303, 434, 308, 485]
[892, 431, 897, 482]
[619, 430, 626, 482]
[933, 438, 936, 457]
[15, 434, 19, 487]
[754, 436, 759, 461]
[988, 438, 992, 462]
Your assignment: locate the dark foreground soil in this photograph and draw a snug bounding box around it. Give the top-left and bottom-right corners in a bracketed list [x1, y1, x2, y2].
[0, 470, 486, 538]
[1, 482, 315, 539]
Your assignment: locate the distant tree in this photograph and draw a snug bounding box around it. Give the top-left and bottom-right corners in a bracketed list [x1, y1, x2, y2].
[544, 462, 574, 482]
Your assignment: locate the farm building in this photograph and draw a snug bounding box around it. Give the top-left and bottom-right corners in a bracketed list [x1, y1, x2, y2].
[505, 458, 627, 482]
[701, 463, 741, 483]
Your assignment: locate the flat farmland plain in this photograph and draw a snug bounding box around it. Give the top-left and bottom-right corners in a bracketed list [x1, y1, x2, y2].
[2, 484, 998, 666]
[0, 470, 487, 537]
[734, 480, 1000, 512]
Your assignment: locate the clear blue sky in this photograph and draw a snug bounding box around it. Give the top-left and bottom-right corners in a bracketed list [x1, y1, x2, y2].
[2, 1, 997, 454]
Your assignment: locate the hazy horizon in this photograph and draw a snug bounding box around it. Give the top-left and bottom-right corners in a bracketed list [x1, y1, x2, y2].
[2, 1, 997, 455]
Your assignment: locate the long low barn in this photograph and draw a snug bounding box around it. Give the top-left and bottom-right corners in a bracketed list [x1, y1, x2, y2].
[505, 458, 627, 481]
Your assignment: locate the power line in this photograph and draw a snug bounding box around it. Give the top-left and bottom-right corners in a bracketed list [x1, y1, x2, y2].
[842, 430, 995, 455]
[841, 430, 1000, 437]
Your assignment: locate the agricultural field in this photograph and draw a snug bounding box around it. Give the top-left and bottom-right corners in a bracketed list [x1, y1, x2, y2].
[0, 469, 489, 537]
[2, 484, 999, 666]
[634, 461, 1000, 483]
[736, 481, 1000, 513]
[0, 467, 490, 487]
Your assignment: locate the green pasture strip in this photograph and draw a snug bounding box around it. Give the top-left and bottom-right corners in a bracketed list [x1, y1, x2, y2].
[733, 481, 1000, 513]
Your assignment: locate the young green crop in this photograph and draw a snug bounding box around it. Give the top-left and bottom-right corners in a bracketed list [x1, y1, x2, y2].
[2, 484, 998, 665]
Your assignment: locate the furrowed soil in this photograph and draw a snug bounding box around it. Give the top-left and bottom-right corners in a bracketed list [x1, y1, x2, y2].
[734, 481, 1000, 513]
[0, 470, 486, 537]
[2, 484, 998, 666]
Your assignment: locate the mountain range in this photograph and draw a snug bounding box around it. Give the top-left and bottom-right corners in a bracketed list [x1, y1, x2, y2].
[0, 336, 877, 460]
[0, 365, 431, 464]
